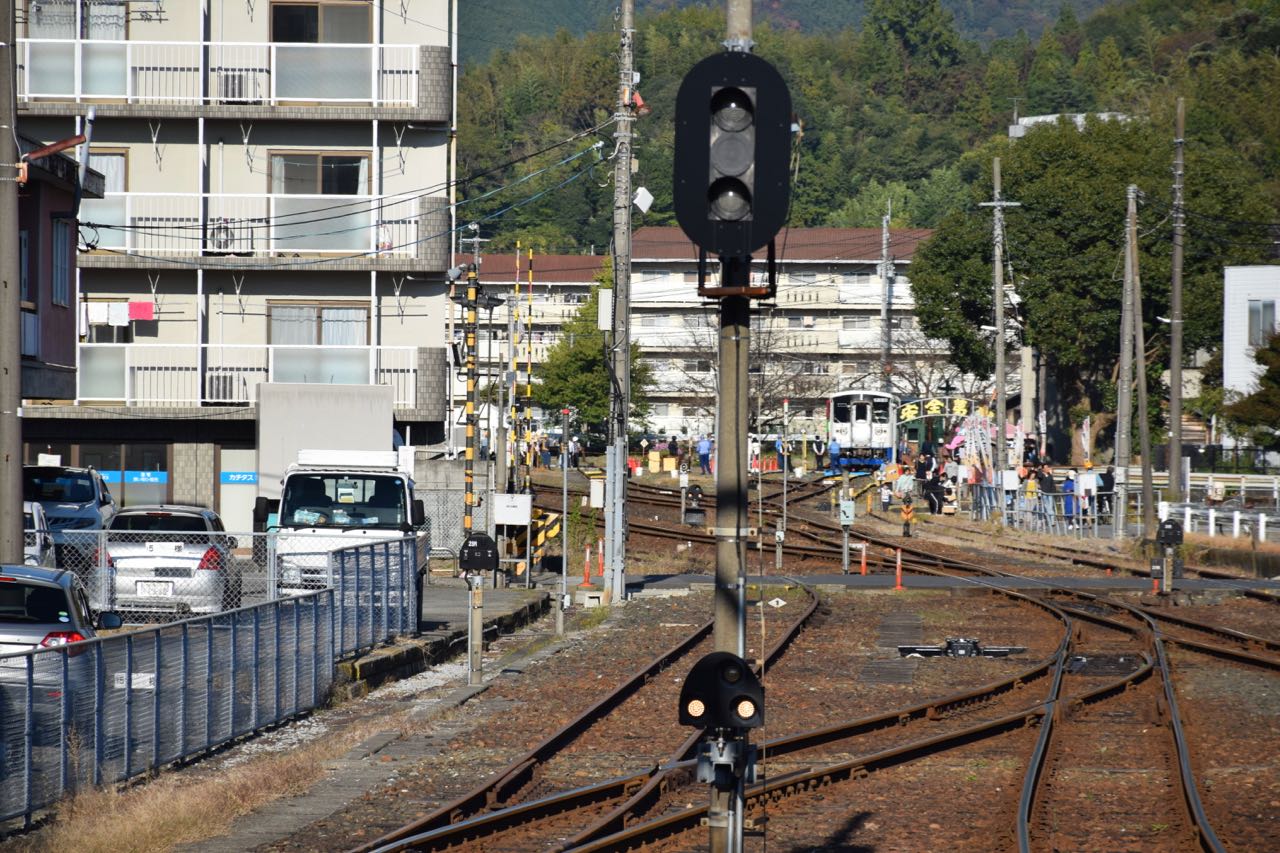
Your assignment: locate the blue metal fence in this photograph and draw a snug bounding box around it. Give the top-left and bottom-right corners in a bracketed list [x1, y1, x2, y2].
[0, 537, 418, 827]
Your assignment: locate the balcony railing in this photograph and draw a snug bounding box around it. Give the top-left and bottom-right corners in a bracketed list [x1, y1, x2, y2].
[78, 344, 418, 406]
[17, 39, 420, 106]
[79, 192, 432, 258]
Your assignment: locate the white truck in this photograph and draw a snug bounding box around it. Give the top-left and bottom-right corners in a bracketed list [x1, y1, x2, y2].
[254, 449, 428, 592]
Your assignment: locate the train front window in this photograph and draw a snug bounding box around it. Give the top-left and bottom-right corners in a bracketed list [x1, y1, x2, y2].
[872, 402, 889, 423]
[854, 403, 870, 421]
[833, 400, 851, 423]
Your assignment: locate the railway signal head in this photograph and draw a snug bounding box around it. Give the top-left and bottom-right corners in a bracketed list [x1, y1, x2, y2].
[673, 52, 791, 258]
[679, 651, 764, 730]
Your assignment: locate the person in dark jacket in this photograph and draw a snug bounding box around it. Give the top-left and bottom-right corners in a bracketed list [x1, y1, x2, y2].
[1098, 465, 1116, 514]
[925, 472, 944, 515]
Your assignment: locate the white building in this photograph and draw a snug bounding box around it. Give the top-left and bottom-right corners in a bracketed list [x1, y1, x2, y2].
[17, 0, 454, 529]
[1223, 265, 1280, 396]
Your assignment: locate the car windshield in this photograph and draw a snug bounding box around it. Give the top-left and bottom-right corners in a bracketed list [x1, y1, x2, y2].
[24, 469, 96, 503]
[109, 513, 207, 533]
[0, 582, 71, 624]
[280, 473, 405, 529]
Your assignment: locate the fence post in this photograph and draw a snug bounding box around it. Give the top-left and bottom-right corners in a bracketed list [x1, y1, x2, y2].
[229, 611, 239, 737]
[272, 601, 281, 722]
[1208, 508, 1217, 537]
[179, 623, 189, 756]
[1233, 511, 1241, 538]
[59, 651, 70, 797]
[1261, 514, 1269, 543]
[23, 656, 34, 823]
[292, 599, 301, 715]
[94, 643, 105, 786]
[251, 606, 261, 731]
[204, 620, 214, 749]
[337, 550, 347, 655]
[152, 631, 162, 769]
[266, 532, 278, 602]
[124, 634, 134, 780]
[382, 541, 390, 641]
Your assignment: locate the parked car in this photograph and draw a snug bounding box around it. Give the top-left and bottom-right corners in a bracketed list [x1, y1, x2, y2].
[105, 506, 240, 619]
[0, 565, 123, 752]
[22, 466, 117, 567]
[22, 501, 55, 568]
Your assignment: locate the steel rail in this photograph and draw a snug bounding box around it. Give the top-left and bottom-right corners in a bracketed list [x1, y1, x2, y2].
[353, 618, 714, 853]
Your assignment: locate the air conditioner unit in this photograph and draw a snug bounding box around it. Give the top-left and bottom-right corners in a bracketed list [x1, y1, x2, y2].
[803, 316, 815, 328]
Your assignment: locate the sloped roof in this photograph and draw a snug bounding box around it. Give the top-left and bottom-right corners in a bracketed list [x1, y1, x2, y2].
[632, 226, 934, 263]
[454, 253, 607, 283]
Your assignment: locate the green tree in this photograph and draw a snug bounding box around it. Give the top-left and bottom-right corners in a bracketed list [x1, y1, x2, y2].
[1225, 334, 1280, 450]
[1027, 29, 1081, 112]
[532, 263, 651, 435]
[910, 115, 1274, 431]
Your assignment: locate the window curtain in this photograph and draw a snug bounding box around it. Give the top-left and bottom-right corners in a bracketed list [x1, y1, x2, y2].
[89, 152, 125, 192]
[270, 154, 289, 195]
[320, 308, 367, 346]
[356, 157, 369, 194]
[270, 306, 318, 345]
[28, 1, 125, 38]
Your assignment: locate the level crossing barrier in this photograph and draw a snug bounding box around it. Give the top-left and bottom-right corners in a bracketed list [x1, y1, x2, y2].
[0, 537, 418, 828]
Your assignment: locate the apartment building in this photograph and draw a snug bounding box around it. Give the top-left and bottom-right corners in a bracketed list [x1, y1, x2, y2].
[462, 226, 969, 443]
[15, 0, 454, 529]
[630, 226, 961, 438]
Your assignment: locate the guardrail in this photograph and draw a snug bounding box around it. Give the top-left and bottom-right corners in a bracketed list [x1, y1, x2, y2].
[17, 39, 420, 106]
[80, 191, 433, 258]
[76, 343, 418, 407]
[0, 537, 420, 828]
[1159, 503, 1272, 542]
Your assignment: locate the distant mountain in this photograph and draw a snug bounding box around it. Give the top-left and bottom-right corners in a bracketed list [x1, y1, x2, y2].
[460, 0, 1108, 65]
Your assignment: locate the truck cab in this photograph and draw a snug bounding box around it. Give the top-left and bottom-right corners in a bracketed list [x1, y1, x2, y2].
[254, 450, 426, 591]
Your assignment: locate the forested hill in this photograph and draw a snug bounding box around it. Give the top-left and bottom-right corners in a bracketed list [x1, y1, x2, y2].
[456, 0, 1280, 255]
[460, 0, 1110, 66]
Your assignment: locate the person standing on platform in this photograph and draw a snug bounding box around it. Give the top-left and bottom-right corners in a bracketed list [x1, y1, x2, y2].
[697, 435, 713, 475]
[880, 481, 893, 512]
[828, 436, 842, 474]
[900, 495, 916, 537]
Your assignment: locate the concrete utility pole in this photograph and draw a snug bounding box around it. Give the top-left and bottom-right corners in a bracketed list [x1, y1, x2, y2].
[879, 204, 894, 393]
[559, 406, 571, 636]
[1, 11, 23, 564]
[1115, 187, 1138, 539]
[1130, 192, 1156, 538]
[980, 158, 1019, 472]
[605, 0, 636, 604]
[1168, 97, 1186, 502]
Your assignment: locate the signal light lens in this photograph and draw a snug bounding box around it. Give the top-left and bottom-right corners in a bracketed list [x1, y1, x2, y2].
[721, 662, 743, 683]
[735, 698, 757, 720]
[711, 87, 753, 132]
[686, 698, 706, 718]
[710, 134, 752, 176]
[708, 178, 750, 221]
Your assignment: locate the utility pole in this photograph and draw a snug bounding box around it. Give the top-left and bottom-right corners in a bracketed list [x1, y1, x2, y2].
[1, 11, 23, 564]
[1130, 191, 1156, 538]
[879, 203, 894, 393]
[1115, 187, 1138, 539]
[605, 0, 636, 605]
[559, 406, 571, 636]
[1168, 97, 1186, 503]
[980, 158, 1019, 472]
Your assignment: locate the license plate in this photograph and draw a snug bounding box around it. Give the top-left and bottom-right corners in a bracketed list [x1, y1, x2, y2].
[114, 672, 156, 690]
[146, 541, 184, 554]
[283, 568, 302, 584]
[136, 580, 173, 597]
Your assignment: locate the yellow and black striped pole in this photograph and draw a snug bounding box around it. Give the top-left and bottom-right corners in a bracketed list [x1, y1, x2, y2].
[523, 248, 535, 492]
[464, 265, 478, 532]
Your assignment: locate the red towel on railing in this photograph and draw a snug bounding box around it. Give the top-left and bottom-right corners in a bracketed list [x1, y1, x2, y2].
[128, 301, 155, 321]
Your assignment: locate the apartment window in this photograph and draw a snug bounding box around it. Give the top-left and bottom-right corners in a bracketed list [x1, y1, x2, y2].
[25, 0, 126, 38]
[889, 316, 914, 330]
[842, 316, 870, 330]
[681, 407, 702, 417]
[1248, 299, 1277, 347]
[269, 152, 370, 195]
[682, 359, 711, 373]
[51, 220, 72, 307]
[271, 1, 371, 43]
[787, 316, 802, 329]
[88, 151, 127, 193]
[792, 272, 817, 285]
[637, 270, 669, 283]
[269, 303, 369, 345]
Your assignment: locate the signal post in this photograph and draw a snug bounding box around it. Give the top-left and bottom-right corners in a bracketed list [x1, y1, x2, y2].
[673, 3, 791, 849]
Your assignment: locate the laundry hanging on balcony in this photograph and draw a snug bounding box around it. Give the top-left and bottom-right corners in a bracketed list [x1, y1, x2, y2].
[128, 301, 156, 322]
[107, 303, 130, 327]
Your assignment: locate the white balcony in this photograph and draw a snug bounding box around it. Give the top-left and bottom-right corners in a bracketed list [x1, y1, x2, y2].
[78, 344, 419, 407]
[79, 192, 430, 258]
[17, 39, 421, 107]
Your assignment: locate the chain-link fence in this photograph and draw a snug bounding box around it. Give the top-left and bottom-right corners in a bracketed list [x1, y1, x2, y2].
[33, 530, 427, 626]
[415, 489, 488, 557]
[0, 537, 418, 828]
